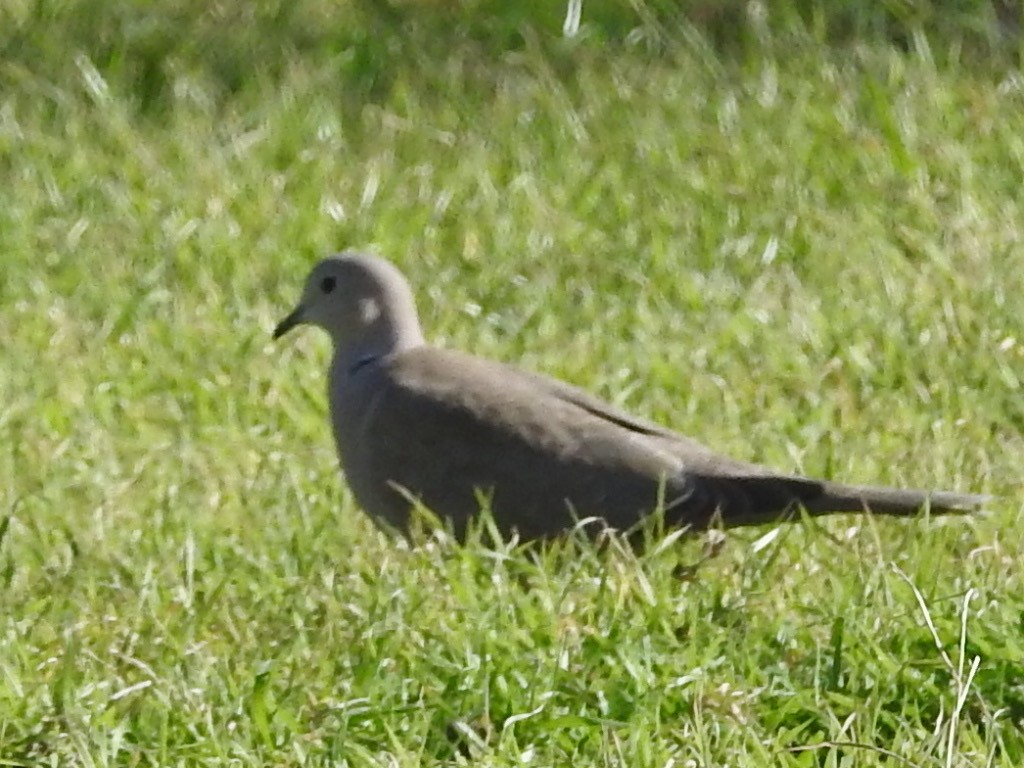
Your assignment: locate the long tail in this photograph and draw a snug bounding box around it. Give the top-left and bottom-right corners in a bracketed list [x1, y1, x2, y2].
[663, 468, 983, 536]
[805, 481, 988, 516]
[680, 472, 989, 530]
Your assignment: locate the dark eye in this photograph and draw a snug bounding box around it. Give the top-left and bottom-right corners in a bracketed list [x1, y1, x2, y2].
[320, 276, 336, 294]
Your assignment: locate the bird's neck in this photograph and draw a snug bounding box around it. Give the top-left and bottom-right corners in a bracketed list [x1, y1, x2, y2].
[335, 317, 425, 377]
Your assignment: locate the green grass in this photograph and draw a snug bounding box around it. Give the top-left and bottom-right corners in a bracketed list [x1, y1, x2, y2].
[2, 1, 1024, 764]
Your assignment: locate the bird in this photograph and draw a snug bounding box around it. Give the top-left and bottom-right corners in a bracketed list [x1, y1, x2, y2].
[273, 251, 985, 542]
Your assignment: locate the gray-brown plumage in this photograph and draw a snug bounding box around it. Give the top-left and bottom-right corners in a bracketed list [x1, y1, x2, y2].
[273, 252, 985, 541]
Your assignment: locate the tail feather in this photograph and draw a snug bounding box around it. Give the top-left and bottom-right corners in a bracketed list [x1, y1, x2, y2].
[666, 470, 987, 530]
[806, 481, 988, 517]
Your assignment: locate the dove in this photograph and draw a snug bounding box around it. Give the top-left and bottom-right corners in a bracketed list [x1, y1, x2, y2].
[273, 252, 984, 542]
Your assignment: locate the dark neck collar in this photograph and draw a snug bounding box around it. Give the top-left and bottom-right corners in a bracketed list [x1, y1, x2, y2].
[348, 353, 381, 376]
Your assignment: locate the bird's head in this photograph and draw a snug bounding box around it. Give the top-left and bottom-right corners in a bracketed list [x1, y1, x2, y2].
[274, 252, 425, 367]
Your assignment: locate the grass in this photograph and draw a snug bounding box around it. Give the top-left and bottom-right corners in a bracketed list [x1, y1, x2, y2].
[2, 0, 1023, 764]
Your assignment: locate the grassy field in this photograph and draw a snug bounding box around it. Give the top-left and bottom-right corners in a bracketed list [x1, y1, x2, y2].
[2, 1, 1024, 764]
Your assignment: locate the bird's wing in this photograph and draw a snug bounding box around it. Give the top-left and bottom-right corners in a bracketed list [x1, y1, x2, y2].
[353, 347, 826, 537]
[516, 366, 777, 476]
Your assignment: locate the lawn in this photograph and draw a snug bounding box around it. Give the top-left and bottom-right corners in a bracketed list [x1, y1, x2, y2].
[1, 1, 1023, 765]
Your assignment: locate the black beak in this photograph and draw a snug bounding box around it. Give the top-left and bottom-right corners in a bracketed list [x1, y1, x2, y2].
[273, 306, 305, 339]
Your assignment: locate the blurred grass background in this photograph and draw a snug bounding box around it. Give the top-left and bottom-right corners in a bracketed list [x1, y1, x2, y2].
[1, 0, 1023, 765]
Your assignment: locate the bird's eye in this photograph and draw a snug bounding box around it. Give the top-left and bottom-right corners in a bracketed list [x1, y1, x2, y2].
[320, 276, 336, 294]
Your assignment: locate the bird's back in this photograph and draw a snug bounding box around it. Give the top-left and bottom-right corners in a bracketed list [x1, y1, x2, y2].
[343, 346, 694, 539]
